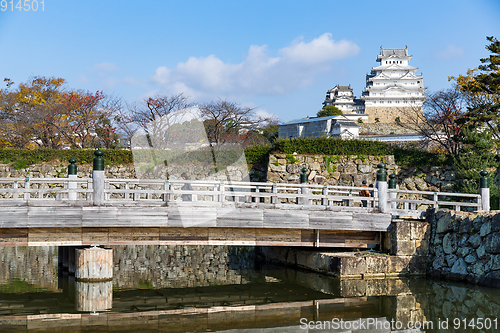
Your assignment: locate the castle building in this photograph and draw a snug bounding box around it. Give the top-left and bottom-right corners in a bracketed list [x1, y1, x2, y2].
[323, 85, 365, 114]
[323, 47, 426, 123]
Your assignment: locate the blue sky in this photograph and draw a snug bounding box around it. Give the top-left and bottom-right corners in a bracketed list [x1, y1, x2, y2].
[0, 0, 499, 122]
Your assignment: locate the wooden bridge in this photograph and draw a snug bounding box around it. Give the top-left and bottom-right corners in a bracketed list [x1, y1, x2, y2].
[0, 176, 486, 248]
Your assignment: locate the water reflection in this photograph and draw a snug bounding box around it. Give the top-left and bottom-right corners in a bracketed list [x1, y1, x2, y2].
[0, 246, 499, 332]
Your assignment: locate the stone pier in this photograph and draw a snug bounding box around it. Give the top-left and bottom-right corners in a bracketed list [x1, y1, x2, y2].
[258, 219, 430, 278]
[58, 246, 113, 282]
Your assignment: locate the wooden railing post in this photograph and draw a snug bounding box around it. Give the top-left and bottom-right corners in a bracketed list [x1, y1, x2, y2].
[480, 170, 490, 211]
[24, 177, 30, 201]
[92, 150, 105, 206]
[125, 182, 130, 200]
[271, 183, 278, 204]
[68, 158, 78, 200]
[299, 167, 309, 205]
[163, 180, 169, 202]
[13, 181, 18, 199]
[321, 185, 328, 206]
[219, 182, 225, 202]
[389, 174, 397, 210]
[376, 163, 388, 213]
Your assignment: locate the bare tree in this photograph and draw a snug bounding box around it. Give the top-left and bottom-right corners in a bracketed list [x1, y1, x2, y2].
[396, 89, 467, 155]
[119, 93, 194, 148]
[200, 99, 277, 146]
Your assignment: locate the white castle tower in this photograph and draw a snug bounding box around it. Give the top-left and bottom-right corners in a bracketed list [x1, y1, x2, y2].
[361, 46, 426, 122]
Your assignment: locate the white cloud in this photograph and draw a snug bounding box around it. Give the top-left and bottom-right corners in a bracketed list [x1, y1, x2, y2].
[280, 33, 360, 64]
[436, 44, 465, 60]
[152, 33, 360, 100]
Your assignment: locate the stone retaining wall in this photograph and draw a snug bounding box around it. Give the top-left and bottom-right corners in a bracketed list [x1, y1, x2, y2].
[267, 154, 456, 193]
[0, 245, 258, 291]
[258, 220, 429, 278]
[427, 209, 500, 287]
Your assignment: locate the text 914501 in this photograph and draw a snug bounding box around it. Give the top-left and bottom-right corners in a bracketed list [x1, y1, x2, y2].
[1, 0, 44, 11]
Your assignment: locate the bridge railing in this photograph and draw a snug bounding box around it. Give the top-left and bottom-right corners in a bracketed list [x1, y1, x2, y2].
[387, 188, 482, 218]
[102, 179, 379, 208]
[0, 175, 487, 217]
[0, 177, 92, 200]
[0, 177, 380, 209]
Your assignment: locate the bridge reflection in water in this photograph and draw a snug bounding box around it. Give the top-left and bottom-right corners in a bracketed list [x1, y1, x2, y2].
[1, 246, 500, 332]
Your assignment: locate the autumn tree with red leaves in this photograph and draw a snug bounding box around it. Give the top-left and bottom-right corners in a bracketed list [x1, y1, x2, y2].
[0, 76, 120, 149]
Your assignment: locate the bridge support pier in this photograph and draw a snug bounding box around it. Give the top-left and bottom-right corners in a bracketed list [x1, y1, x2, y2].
[75, 247, 113, 282]
[58, 246, 113, 282]
[75, 280, 113, 312]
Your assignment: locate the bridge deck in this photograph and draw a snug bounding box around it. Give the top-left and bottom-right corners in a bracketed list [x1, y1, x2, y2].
[0, 201, 388, 248]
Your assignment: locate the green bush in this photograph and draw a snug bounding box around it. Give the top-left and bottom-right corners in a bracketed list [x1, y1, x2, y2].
[273, 137, 390, 156]
[243, 144, 271, 165]
[0, 149, 133, 168]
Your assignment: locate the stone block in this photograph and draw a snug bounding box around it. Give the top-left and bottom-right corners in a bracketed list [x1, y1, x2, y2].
[491, 214, 500, 232]
[392, 221, 411, 242]
[386, 278, 412, 296]
[458, 234, 469, 247]
[338, 256, 367, 276]
[410, 222, 429, 240]
[432, 255, 446, 270]
[286, 164, 299, 174]
[468, 233, 482, 249]
[490, 254, 500, 271]
[436, 213, 453, 233]
[480, 221, 492, 237]
[478, 270, 500, 288]
[386, 256, 411, 274]
[339, 279, 366, 297]
[365, 278, 388, 296]
[313, 175, 325, 184]
[446, 254, 458, 267]
[408, 256, 428, 274]
[464, 253, 478, 264]
[310, 162, 321, 171]
[485, 233, 500, 254]
[414, 239, 429, 256]
[451, 258, 468, 276]
[442, 233, 454, 254]
[365, 256, 387, 274]
[307, 170, 317, 181]
[456, 247, 471, 258]
[269, 164, 285, 172]
[459, 217, 473, 234]
[477, 244, 488, 259]
[392, 240, 416, 256]
[344, 163, 357, 174]
[472, 214, 484, 230]
[358, 164, 372, 173]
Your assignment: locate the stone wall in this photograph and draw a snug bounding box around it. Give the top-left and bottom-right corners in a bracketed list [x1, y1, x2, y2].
[0, 162, 268, 182]
[365, 106, 423, 123]
[268, 154, 397, 185]
[427, 209, 500, 287]
[0, 154, 458, 192]
[359, 123, 418, 135]
[258, 220, 429, 278]
[267, 154, 456, 192]
[0, 245, 258, 291]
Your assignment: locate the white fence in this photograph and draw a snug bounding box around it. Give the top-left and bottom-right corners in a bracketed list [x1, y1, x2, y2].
[0, 177, 485, 218]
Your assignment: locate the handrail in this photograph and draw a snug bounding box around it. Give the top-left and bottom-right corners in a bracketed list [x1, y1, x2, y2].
[0, 177, 485, 216]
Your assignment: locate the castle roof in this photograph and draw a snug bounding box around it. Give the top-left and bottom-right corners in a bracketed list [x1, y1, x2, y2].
[327, 85, 352, 93]
[380, 48, 408, 57]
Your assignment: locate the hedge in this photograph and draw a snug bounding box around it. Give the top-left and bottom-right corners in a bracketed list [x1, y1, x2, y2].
[0, 138, 456, 169]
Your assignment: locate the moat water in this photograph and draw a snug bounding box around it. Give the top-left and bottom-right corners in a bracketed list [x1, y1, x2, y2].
[0, 246, 500, 332]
